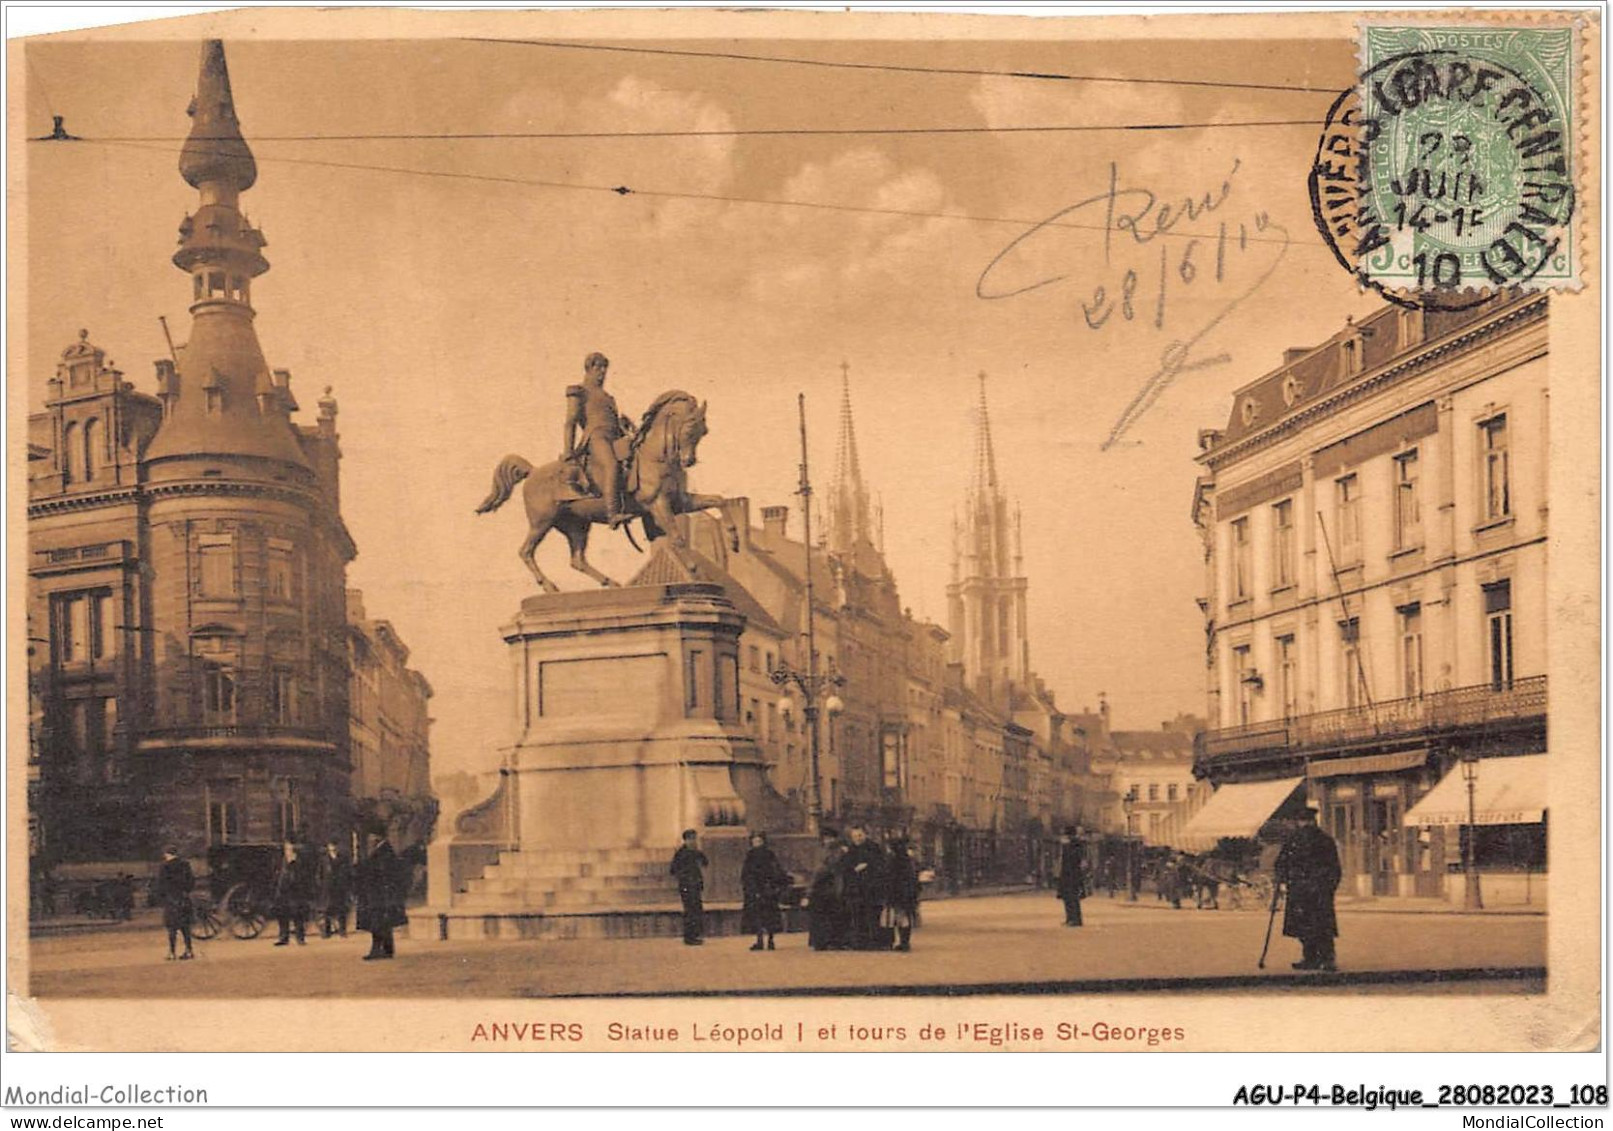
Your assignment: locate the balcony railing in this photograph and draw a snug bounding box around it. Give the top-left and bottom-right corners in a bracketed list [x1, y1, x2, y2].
[142, 724, 335, 744]
[1200, 675, 1547, 761]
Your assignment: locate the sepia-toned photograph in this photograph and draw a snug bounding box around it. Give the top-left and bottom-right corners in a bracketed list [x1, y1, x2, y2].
[6, 5, 1601, 1062]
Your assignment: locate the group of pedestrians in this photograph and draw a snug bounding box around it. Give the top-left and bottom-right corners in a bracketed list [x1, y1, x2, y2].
[270, 833, 409, 960]
[806, 825, 921, 952]
[668, 825, 923, 952]
[150, 831, 412, 964]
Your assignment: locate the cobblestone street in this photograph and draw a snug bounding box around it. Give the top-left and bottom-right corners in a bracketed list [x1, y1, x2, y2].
[27, 892, 1545, 998]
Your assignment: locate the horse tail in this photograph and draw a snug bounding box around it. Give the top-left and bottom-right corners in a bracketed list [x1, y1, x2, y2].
[474, 455, 534, 514]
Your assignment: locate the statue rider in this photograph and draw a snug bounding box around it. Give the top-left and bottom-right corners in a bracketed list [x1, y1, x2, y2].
[562, 352, 634, 528]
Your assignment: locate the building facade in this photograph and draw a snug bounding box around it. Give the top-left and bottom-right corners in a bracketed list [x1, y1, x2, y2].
[27, 41, 428, 874]
[347, 590, 437, 844]
[1191, 293, 1548, 903]
[682, 371, 1108, 887]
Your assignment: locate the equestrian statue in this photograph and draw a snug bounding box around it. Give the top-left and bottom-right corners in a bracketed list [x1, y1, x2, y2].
[475, 352, 736, 592]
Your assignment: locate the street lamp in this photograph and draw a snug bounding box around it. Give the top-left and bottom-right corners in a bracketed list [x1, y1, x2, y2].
[767, 392, 846, 835]
[1460, 752, 1484, 911]
[1121, 786, 1140, 902]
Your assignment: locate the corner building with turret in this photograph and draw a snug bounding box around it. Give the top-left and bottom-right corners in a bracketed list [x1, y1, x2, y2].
[27, 41, 359, 868]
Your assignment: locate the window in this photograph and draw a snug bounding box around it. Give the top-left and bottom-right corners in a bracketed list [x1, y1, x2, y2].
[765, 701, 777, 743]
[1148, 783, 1160, 802]
[82, 418, 100, 480]
[272, 779, 301, 844]
[53, 590, 113, 665]
[748, 645, 760, 673]
[882, 730, 903, 790]
[198, 534, 237, 598]
[267, 539, 295, 601]
[207, 271, 226, 297]
[1394, 450, 1422, 549]
[1340, 618, 1365, 709]
[1399, 605, 1424, 698]
[1399, 307, 1423, 348]
[1335, 475, 1361, 560]
[1277, 634, 1298, 718]
[1168, 783, 1179, 802]
[268, 668, 296, 724]
[1233, 644, 1253, 725]
[195, 636, 239, 722]
[764, 651, 775, 674]
[1481, 415, 1511, 521]
[1230, 517, 1251, 601]
[998, 599, 1011, 657]
[61, 421, 79, 484]
[1272, 500, 1295, 588]
[686, 650, 703, 710]
[1485, 581, 1514, 691]
[206, 783, 241, 846]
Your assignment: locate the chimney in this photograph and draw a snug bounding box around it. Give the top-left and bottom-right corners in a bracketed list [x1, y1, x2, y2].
[761, 505, 789, 541]
[728, 496, 752, 553]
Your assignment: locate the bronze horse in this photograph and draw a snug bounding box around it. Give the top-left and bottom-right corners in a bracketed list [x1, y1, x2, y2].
[475, 391, 734, 592]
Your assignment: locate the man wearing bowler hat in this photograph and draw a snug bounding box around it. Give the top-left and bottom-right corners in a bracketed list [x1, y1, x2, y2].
[1274, 803, 1342, 971]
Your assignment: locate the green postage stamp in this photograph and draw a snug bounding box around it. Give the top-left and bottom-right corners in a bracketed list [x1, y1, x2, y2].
[1344, 24, 1578, 297]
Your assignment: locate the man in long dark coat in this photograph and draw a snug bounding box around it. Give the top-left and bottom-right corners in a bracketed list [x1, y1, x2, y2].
[1056, 826, 1086, 926]
[1274, 806, 1342, 971]
[153, 846, 196, 960]
[357, 833, 407, 960]
[841, 825, 887, 950]
[669, 828, 708, 946]
[808, 828, 848, 951]
[271, 839, 315, 946]
[319, 840, 352, 939]
[740, 831, 789, 951]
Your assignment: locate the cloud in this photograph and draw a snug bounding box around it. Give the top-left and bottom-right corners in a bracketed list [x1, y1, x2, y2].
[741, 148, 960, 306]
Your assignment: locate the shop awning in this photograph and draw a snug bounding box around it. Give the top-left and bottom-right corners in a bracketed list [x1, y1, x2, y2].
[1402, 755, 1547, 827]
[1307, 749, 1428, 778]
[1177, 777, 1305, 849]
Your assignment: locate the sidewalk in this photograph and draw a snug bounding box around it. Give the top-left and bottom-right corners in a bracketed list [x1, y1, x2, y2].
[1097, 893, 1545, 916]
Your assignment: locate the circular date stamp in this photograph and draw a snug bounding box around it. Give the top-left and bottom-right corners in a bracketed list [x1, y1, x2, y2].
[1311, 25, 1577, 309]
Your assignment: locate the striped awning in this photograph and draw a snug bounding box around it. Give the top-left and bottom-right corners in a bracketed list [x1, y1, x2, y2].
[1403, 755, 1547, 827]
[1307, 749, 1428, 779]
[1177, 777, 1305, 849]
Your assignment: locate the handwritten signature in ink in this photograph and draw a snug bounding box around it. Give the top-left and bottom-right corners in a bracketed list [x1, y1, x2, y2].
[976, 159, 1291, 448]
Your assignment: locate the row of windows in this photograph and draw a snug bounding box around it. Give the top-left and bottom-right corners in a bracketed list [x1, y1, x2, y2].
[195, 652, 300, 725]
[196, 535, 298, 601]
[1228, 414, 1511, 602]
[50, 590, 116, 665]
[58, 418, 106, 485]
[206, 777, 300, 846]
[1229, 580, 1514, 722]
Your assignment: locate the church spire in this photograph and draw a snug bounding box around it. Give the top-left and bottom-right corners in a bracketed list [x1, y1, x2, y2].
[145, 39, 307, 471]
[972, 371, 1000, 495]
[827, 360, 871, 555]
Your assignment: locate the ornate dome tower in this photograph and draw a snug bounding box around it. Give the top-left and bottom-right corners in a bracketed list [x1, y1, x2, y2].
[139, 40, 355, 854]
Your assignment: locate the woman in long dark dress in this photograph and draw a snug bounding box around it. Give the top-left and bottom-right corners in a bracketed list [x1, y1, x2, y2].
[1056, 826, 1086, 926]
[807, 828, 848, 951]
[885, 837, 921, 951]
[740, 831, 789, 951]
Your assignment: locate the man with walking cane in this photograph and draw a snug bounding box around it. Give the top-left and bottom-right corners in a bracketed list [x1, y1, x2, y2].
[1270, 803, 1342, 971]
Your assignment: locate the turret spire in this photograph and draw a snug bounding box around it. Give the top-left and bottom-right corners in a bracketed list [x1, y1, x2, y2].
[145, 39, 307, 471]
[827, 360, 872, 554]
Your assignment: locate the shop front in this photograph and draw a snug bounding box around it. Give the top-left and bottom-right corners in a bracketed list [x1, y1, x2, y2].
[1403, 753, 1548, 909]
[1305, 749, 1444, 899]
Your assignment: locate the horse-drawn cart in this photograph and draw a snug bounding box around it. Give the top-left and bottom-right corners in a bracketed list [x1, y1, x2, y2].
[190, 844, 281, 940]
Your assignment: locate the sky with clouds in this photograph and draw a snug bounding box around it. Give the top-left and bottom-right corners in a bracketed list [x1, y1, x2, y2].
[23, 24, 1386, 780]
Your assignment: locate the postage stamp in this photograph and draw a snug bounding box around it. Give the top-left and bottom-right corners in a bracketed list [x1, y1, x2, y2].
[1312, 24, 1578, 305]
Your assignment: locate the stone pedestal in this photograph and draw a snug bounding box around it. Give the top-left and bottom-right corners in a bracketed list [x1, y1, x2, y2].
[427, 580, 797, 940]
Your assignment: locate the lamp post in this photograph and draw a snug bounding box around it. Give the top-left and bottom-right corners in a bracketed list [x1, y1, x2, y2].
[1460, 752, 1484, 911]
[768, 393, 846, 835]
[1122, 786, 1140, 902]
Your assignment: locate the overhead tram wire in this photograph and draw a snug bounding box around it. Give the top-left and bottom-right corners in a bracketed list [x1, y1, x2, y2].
[74, 136, 1321, 255]
[47, 119, 1323, 143]
[460, 36, 1345, 96]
